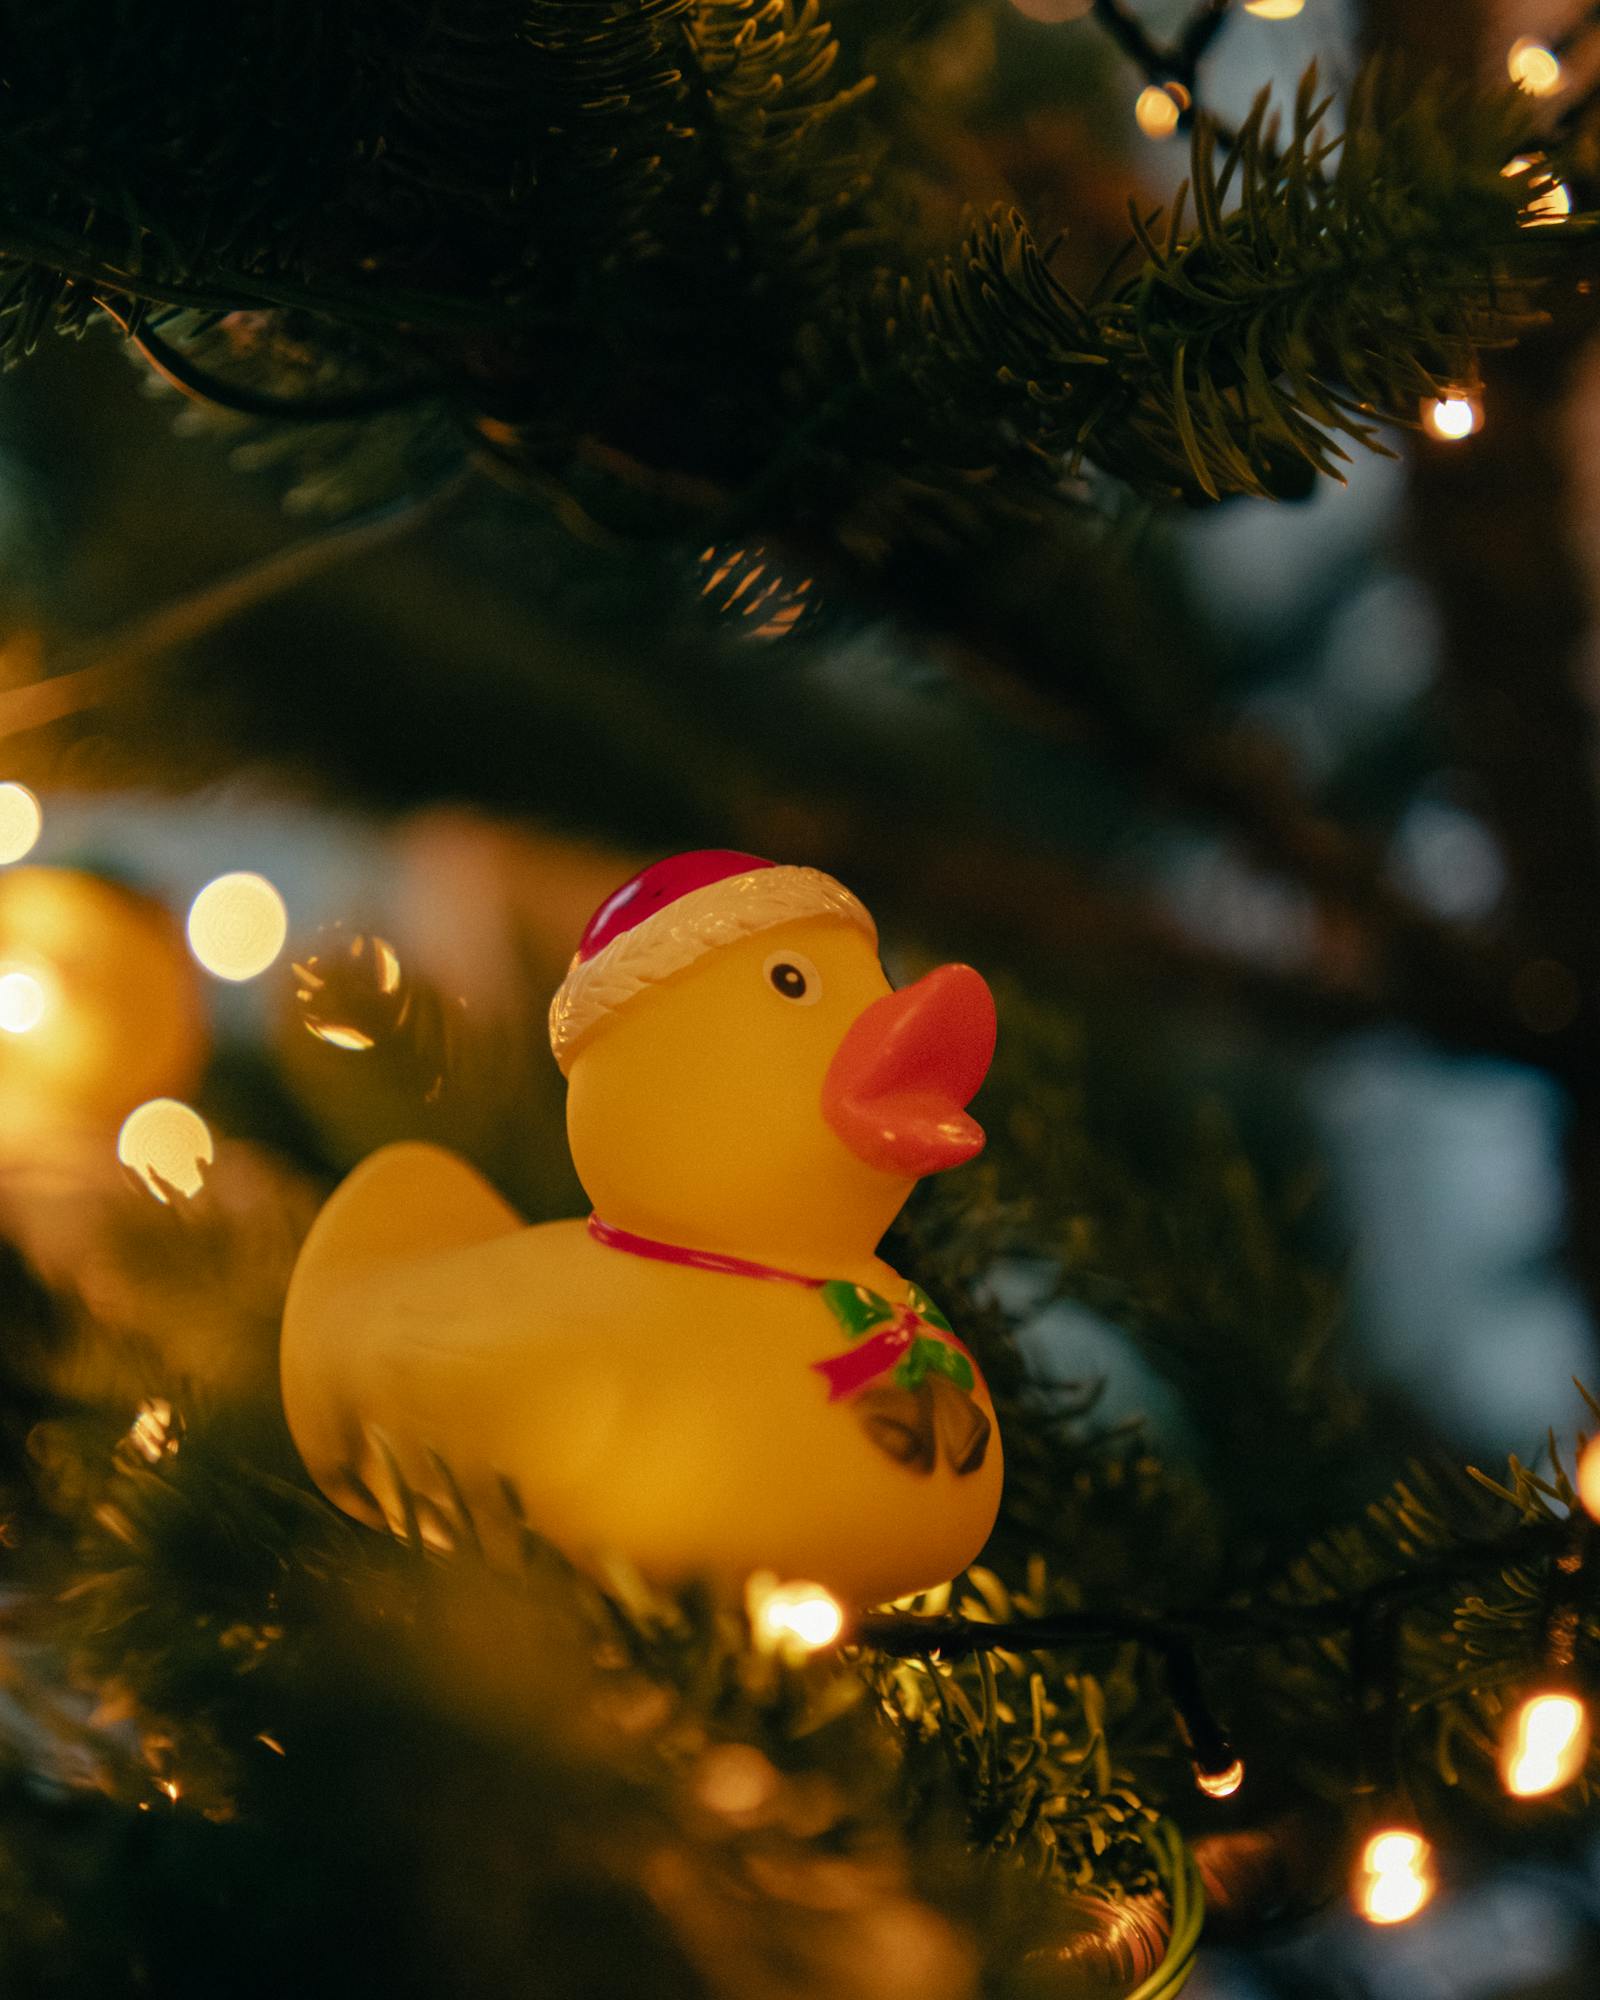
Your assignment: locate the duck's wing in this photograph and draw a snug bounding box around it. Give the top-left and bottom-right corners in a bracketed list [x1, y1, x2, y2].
[288, 1141, 522, 1307]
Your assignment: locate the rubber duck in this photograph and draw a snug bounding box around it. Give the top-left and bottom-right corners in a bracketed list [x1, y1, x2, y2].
[281, 851, 1003, 1605]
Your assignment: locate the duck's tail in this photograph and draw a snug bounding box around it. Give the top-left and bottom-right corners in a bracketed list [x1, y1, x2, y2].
[289, 1141, 522, 1299]
[281, 1142, 524, 1522]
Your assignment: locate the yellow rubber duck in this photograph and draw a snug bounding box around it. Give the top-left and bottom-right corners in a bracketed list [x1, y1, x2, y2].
[281, 851, 1003, 1605]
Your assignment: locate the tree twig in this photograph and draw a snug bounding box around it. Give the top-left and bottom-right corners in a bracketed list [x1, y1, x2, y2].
[0, 472, 473, 744]
[854, 1519, 1564, 1657]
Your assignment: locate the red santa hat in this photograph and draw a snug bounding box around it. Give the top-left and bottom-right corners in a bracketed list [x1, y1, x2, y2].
[547, 850, 875, 1072]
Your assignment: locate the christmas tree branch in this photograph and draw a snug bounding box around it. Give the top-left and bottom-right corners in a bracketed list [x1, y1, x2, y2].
[0, 474, 471, 745]
[827, 533, 1544, 1072]
[855, 1519, 1566, 1657]
[1090, 0, 1234, 111]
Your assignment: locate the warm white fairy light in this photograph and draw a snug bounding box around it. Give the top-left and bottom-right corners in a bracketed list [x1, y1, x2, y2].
[0, 783, 42, 865]
[1526, 178, 1573, 224]
[116, 1097, 215, 1203]
[1508, 37, 1563, 96]
[1243, 0, 1304, 17]
[1578, 1436, 1600, 1522]
[748, 1574, 845, 1655]
[128, 1398, 179, 1463]
[1195, 1756, 1245, 1799]
[0, 966, 49, 1036]
[1354, 1827, 1435, 1926]
[1135, 83, 1186, 140]
[1504, 154, 1573, 227]
[1500, 1690, 1590, 1798]
[186, 871, 288, 982]
[1422, 395, 1481, 442]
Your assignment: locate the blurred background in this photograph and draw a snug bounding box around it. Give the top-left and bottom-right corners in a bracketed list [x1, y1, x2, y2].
[3, 0, 1599, 1992]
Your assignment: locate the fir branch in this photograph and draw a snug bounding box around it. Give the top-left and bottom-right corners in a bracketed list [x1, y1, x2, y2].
[853, 1519, 1568, 1657]
[0, 476, 471, 745]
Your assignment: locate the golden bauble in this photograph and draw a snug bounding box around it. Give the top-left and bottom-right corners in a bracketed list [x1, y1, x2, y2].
[0, 866, 207, 1138]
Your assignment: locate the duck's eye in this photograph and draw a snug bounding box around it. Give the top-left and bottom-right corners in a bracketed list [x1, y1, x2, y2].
[763, 950, 822, 1006]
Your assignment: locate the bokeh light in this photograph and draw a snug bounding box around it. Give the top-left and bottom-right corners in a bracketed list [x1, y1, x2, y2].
[1508, 38, 1562, 96]
[1355, 1828, 1435, 1925]
[1500, 1691, 1590, 1798]
[296, 932, 403, 1050]
[749, 1576, 845, 1655]
[0, 783, 42, 865]
[187, 872, 288, 982]
[116, 1097, 215, 1203]
[1195, 1757, 1244, 1799]
[0, 966, 49, 1035]
[1243, 0, 1304, 17]
[1578, 1434, 1600, 1521]
[1135, 83, 1186, 140]
[1505, 155, 1573, 228]
[1422, 395, 1481, 442]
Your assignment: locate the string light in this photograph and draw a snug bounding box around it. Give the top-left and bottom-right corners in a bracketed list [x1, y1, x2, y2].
[1162, 1641, 1242, 1799]
[186, 871, 288, 982]
[1135, 83, 1187, 140]
[1504, 154, 1572, 227]
[1508, 37, 1563, 96]
[116, 1097, 215, 1203]
[1500, 1690, 1591, 1799]
[127, 1398, 179, 1463]
[1422, 395, 1481, 442]
[1243, 0, 1304, 16]
[0, 783, 41, 865]
[1578, 1435, 1600, 1522]
[1526, 178, 1573, 225]
[748, 1574, 845, 1656]
[1195, 1757, 1245, 1799]
[1354, 1827, 1436, 1925]
[0, 965, 49, 1035]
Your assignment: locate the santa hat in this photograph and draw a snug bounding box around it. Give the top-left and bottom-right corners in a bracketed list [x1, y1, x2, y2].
[548, 850, 875, 1072]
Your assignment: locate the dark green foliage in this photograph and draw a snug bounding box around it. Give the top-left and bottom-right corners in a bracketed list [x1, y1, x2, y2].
[3, 6, 1600, 1988]
[0, 968, 1591, 1994]
[0, 5, 1591, 555]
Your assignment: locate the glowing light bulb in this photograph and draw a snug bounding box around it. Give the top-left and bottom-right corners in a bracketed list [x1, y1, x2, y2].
[0, 967, 48, 1035]
[1196, 1757, 1245, 1799]
[749, 1575, 845, 1656]
[1508, 38, 1562, 96]
[1526, 179, 1573, 224]
[1504, 155, 1573, 227]
[128, 1398, 178, 1463]
[1243, 0, 1304, 17]
[1500, 1691, 1591, 1798]
[116, 1097, 214, 1203]
[186, 872, 288, 982]
[0, 783, 42, 865]
[1422, 395, 1481, 442]
[1135, 83, 1186, 140]
[1578, 1435, 1600, 1523]
[1355, 1827, 1435, 1926]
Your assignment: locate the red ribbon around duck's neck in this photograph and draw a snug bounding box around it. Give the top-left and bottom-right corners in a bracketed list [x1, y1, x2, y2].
[585, 1213, 977, 1403]
[586, 1213, 828, 1290]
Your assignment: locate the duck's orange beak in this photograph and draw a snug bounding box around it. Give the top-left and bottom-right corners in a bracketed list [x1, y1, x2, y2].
[822, 964, 996, 1178]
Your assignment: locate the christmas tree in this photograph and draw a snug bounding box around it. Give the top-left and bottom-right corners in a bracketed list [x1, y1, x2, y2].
[1, 2, 1599, 1994]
